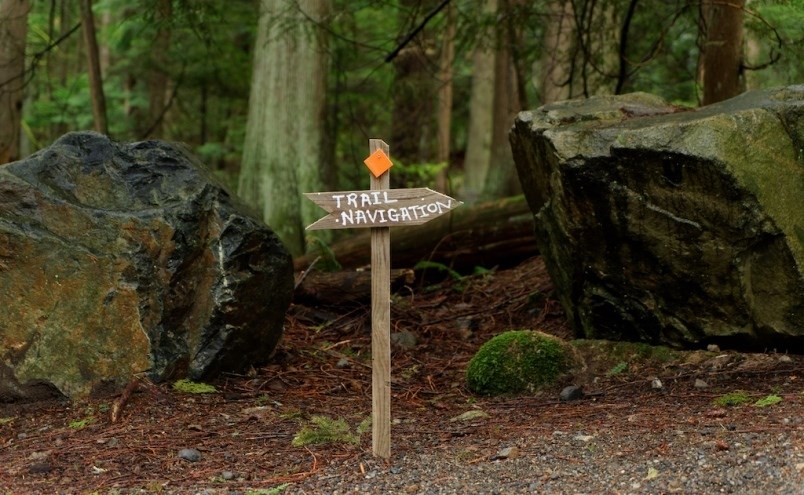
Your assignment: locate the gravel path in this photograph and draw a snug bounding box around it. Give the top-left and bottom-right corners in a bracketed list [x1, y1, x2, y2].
[287, 385, 803, 495]
[290, 419, 803, 495]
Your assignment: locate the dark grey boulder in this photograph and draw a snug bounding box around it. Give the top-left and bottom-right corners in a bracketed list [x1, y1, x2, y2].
[511, 87, 804, 351]
[0, 132, 293, 399]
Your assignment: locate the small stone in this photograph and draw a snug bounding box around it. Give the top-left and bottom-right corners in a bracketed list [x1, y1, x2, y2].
[365, 470, 377, 479]
[450, 409, 490, 422]
[404, 484, 420, 494]
[779, 355, 792, 363]
[336, 357, 350, 368]
[573, 434, 595, 442]
[694, 379, 708, 389]
[390, 331, 418, 349]
[707, 344, 720, 352]
[651, 378, 663, 390]
[559, 385, 584, 401]
[389, 466, 402, 474]
[28, 462, 52, 474]
[221, 470, 236, 480]
[490, 446, 520, 460]
[178, 448, 202, 462]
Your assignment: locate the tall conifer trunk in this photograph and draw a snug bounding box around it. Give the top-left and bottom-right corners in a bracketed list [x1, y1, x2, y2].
[238, 0, 331, 256]
[0, 0, 30, 163]
[700, 0, 746, 105]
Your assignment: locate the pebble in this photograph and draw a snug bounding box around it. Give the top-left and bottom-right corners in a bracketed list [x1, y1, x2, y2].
[707, 344, 721, 352]
[694, 379, 708, 389]
[450, 409, 489, 422]
[178, 448, 202, 462]
[391, 331, 418, 349]
[559, 385, 584, 401]
[28, 462, 52, 474]
[490, 446, 520, 460]
[221, 470, 236, 480]
[651, 378, 663, 390]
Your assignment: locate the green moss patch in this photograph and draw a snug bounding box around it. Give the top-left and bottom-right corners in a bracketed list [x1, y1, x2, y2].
[173, 379, 217, 394]
[713, 390, 751, 407]
[466, 330, 577, 395]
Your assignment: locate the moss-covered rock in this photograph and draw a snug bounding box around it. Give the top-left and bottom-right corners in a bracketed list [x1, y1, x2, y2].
[510, 87, 804, 351]
[466, 330, 578, 395]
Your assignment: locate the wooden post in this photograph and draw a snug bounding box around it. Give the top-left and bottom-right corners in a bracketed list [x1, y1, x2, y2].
[304, 139, 461, 460]
[369, 138, 391, 459]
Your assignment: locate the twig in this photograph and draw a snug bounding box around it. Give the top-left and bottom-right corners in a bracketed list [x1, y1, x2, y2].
[110, 378, 141, 423]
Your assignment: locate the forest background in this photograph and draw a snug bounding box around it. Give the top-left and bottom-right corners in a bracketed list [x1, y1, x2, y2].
[0, 0, 802, 256]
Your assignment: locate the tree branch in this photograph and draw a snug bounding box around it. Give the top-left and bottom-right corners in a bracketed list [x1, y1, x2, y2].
[384, 0, 452, 63]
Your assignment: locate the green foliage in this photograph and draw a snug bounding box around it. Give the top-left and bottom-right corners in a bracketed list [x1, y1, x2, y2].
[246, 485, 290, 495]
[606, 361, 629, 377]
[173, 379, 217, 394]
[390, 161, 448, 189]
[466, 330, 576, 395]
[754, 394, 783, 407]
[291, 415, 363, 447]
[414, 260, 463, 282]
[69, 417, 93, 429]
[304, 236, 342, 272]
[713, 391, 752, 407]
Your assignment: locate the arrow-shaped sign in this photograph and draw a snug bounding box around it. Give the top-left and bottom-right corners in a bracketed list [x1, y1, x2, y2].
[305, 187, 462, 231]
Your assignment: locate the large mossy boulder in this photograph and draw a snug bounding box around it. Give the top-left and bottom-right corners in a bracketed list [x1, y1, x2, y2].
[510, 87, 804, 351]
[466, 330, 579, 395]
[0, 132, 294, 400]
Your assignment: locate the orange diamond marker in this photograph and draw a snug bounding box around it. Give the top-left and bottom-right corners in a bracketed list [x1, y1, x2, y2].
[363, 148, 393, 178]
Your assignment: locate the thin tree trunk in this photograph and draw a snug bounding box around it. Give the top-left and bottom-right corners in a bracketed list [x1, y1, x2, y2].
[0, 0, 30, 163]
[79, 0, 108, 134]
[462, 0, 497, 203]
[145, 0, 171, 137]
[435, 1, 455, 192]
[239, 0, 331, 256]
[464, 0, 521, 201]
[481, 34, 521, 200]
[700, 0, 745, 105]
[540, 0, 575, 103]
[390, 0, 437, 166]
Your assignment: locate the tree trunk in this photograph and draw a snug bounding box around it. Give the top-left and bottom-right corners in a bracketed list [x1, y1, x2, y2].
[295, 269, 415, 305]
[0, 0, 30, 163]
[390, 0, 437, 167]
[462, 0, 497, 203]
[463, 0, 521, 202]
[145, 0, 172, 137]
[700, 0, 745, 105]
[540, 0, 575, 103]
[435, 1, 455, 193]
[239, 0, 331, 257]
[79, 0, 108, 135]
[294, 195, 537, 271]
[481, 15, 521, 200]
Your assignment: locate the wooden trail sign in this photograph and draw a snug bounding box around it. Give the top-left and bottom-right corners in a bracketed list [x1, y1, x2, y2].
[304, 139, 462, 459]
[304, 188, 460, 230]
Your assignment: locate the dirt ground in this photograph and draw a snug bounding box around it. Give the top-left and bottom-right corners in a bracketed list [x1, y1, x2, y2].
[0, 257, 801, 493]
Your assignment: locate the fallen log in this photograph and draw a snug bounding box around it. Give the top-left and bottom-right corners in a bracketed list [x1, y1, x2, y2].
[294, 268, 415, 305]
[294, 195, 537, 271]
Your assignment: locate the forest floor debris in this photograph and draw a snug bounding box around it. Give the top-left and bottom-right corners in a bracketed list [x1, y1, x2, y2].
[1, 257, 801, 494]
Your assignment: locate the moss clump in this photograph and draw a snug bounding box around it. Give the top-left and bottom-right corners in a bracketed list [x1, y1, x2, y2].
[173, 379, 217, 394]
[713, 390, 751, 407]
[291, 415, 360, 447]
[466, 330, 577, 395]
